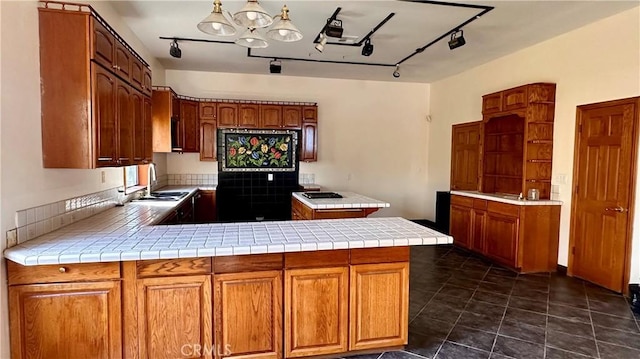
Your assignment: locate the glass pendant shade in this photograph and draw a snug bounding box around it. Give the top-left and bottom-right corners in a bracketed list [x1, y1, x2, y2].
[198, 12, 236, 36]
[233, 0, 273, 28]
[267, 7, 302, 42]
[235, 28, 269, 48]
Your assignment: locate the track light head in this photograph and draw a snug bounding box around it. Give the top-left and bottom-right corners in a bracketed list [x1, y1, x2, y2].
[270, 59, 282, 74]
[392, 64, 400, 78]
[325, 19, 343, 38]
[361, 38, 374, 57]
[169, 40, 182, 58]
[448, 29, 466, 50]
[315, 33, 327, 53]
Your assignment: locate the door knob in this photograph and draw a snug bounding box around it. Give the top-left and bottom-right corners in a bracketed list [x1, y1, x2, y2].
[605, 206, 627, 212]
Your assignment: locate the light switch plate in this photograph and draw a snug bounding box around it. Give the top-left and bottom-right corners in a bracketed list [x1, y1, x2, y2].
[6, 229, 17, 248]
[267, 173, 274, 181]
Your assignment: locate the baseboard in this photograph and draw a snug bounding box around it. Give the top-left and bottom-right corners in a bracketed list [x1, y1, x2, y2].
[556, 264, 567, 275]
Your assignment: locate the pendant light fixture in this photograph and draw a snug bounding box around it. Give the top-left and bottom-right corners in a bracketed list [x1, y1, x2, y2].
[197, 0, 236, 36]
[233, 0, 273, 29]
[267, 5, 303, 42]
[235, 28, 269, 48]
[197, 0, 302, 49]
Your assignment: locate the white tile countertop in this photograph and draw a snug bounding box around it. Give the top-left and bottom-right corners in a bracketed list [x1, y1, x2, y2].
[450, 190, 563, 206]
[4, 186, 450, 266]
[292, 191, 391, 210]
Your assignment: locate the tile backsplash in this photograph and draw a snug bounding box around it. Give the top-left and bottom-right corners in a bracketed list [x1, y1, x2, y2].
[168, 174, 218, 186]
[299, 173, 316, 185]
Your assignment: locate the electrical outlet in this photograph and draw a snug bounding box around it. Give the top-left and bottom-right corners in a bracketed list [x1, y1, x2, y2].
[101, 171, 106, 184]
[267, 173, 273, 181]
[6, 229, 17, 248]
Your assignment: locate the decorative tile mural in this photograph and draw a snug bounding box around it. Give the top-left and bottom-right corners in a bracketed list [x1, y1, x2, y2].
[219, 129, 298, 172]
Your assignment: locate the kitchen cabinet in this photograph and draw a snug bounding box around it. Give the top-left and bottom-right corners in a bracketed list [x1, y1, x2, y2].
[450, 194, 560, 272]
[132, 91, 145, 163]
[200, 120, 218, 162]
[300, 106, 318, 162]
[7, 261, 122, 359]
[283, 106, 303, 129]
[239, 104, 260, 128]
[143, 97, 153, 162]
[285, 266, 349, 357]
[218, 103, 239, 128]
[291, 197, 380, 220]
[131, 58, 144, 92]
[136, 275, 213, 359]
[159, 196, 195, 224]
[151, 88, 179, 153]
[214, 271, 282, 359]
[194, 190, 217, 223]
[349, 262, 409, 350]
[260, 105, 283, 128]
[181, 100, 200, 153]
[450, 121, 481, 191]
[39, 7, 152, 168]
[200, 102, 217, 120]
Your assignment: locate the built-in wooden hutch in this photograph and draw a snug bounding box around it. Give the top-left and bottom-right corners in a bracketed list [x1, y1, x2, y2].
[449, 83, 562, 273]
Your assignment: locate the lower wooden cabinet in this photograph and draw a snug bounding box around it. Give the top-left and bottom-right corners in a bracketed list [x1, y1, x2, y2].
[284, 267, 349, 358]
[195, 190, 217, 223]
[291, 197, 380, 220]
[449, 194, 560, 272]
[349, 262, 409, 350]
[136, 275, 213, 359]
[9, 281, 122, 359]
[214, 271, 282, 359]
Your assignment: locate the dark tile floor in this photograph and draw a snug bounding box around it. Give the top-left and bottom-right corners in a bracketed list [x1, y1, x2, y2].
[356, 245, 640, 359]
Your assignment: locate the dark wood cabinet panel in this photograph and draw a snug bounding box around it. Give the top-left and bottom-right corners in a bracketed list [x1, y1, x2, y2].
[471, 210, 486, 252]
[130, 58, 144, 92]
[9, 281, 121, 359]
[260, 105, 282, 128]
[283, 106, 302, 129]
[143, 97, 153, 163]
[482, 92, 502, 114]
[450, 205, 472, 249]
[131, 91, 145, 163]
[484, 212, 519, 267]
[218, 103, 239, 128]
[200, 120, 217, 162]
[117, 80, 133, 166]
[91, 19, 116, 71]
[450, 122, 481, 191]
[300, 122, 317, 162]
[181, 100, 200, 153]
[195, 190, 217, 223]
[93, 65, 118, 167]
[503, 86, 528, 111]
[199, 102, 217, 121]
[142, 68, 152, 96]
[114, 42, 131, 81]
[302, 106, 317, 122]
[239, 104, 260, 128]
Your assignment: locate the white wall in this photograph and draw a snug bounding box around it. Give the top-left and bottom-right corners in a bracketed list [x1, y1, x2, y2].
[428, 7, 640, 281]
[0, 1, 165, 358]
[165, 70, 431, 219]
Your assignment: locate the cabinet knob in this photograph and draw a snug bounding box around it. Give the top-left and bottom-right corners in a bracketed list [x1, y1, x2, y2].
[112, 65, 118, 69]
[59, 267, 67, 273]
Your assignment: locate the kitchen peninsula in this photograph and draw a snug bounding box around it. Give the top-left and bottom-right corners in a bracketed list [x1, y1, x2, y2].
[4, 188, 451, 359]
[292, 191, 390, 220]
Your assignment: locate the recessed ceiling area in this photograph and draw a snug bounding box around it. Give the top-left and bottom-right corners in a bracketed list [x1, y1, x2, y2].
[111, 1, 639, 83]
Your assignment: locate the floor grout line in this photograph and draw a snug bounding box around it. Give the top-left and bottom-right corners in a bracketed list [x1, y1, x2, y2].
[582, 279, 601, 358]
[488, 263, 515, 358]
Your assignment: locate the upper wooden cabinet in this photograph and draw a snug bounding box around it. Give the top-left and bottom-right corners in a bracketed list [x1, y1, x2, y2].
[283, 106, 303, 128]
[218, 103, 239, 128]
[39, 7, 152, 168]
[200, 120, 217, 162]
[199, 102, 217, 120]
[151, 88, 178, 153]
[260, 105, 283, 128]
[450, 122, 481, 191]
[482, 92, 503, 115]
[239, 104, 260, 128]
[181, 100, 200, 153]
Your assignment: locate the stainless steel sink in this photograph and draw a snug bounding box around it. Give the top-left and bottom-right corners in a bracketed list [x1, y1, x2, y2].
[135, 191, 189, 202]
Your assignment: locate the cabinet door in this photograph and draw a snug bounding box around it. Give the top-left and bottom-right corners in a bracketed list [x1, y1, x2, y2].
[238, 104, 260, 128]
[218, 103, 238, 128]
[137, 275, 212, 359]
[117, 80, 133, 165]
[93, 65, 118, 167]
[349, 262, 409, 351]
[482, 92, 502, 114]
[200, 120, 217, 162]
[92, 19, 116, 70]
[503, 86, 528, 111]
[9, 281, 121, 359]
[130, 58, 144, 91]
[285, 267, 348, 357]
[450, 204, 472, 249]
[143, 96, 153, 163]
[471, 210, 486, 253]
[131, 91, 145, 163]
[300, 122, 317, 162]
[114, 42, 132, 81]
[181, 100, 200, 153]
[143, 68, 152, 96]
[302, 106, 317, 122]
[485, 212, 519, 267]
[450, 122, 481, 191]
[214, 271, 282, 359]
[282, 106, 302, 129]
[195, 190, 217, 223]
[260, 105, 282, 128]
[199, 102, 217, 121]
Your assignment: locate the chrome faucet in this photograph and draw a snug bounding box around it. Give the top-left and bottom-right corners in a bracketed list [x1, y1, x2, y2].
[147, 163, 157, 196]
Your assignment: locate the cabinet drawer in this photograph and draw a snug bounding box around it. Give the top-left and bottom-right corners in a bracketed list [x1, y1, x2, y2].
[487, 201, 520, 217]
[136, 258, 212, 278]
[313, 208, 365, 219]
[7, 261, 120, 285]
[473, 199, 488, 210]
[451, 195, 473, 207]
[285, 250, 350, 269]
[351, 247, 409, 264]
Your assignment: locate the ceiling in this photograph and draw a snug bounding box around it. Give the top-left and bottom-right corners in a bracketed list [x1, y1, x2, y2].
[111, 0, 639, 83]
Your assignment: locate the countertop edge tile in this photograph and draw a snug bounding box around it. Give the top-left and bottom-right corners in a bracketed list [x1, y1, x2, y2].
[450, 190, 563, 206]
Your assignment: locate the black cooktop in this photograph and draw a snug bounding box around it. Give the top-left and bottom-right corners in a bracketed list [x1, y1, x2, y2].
[302, 192, 343, 199]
